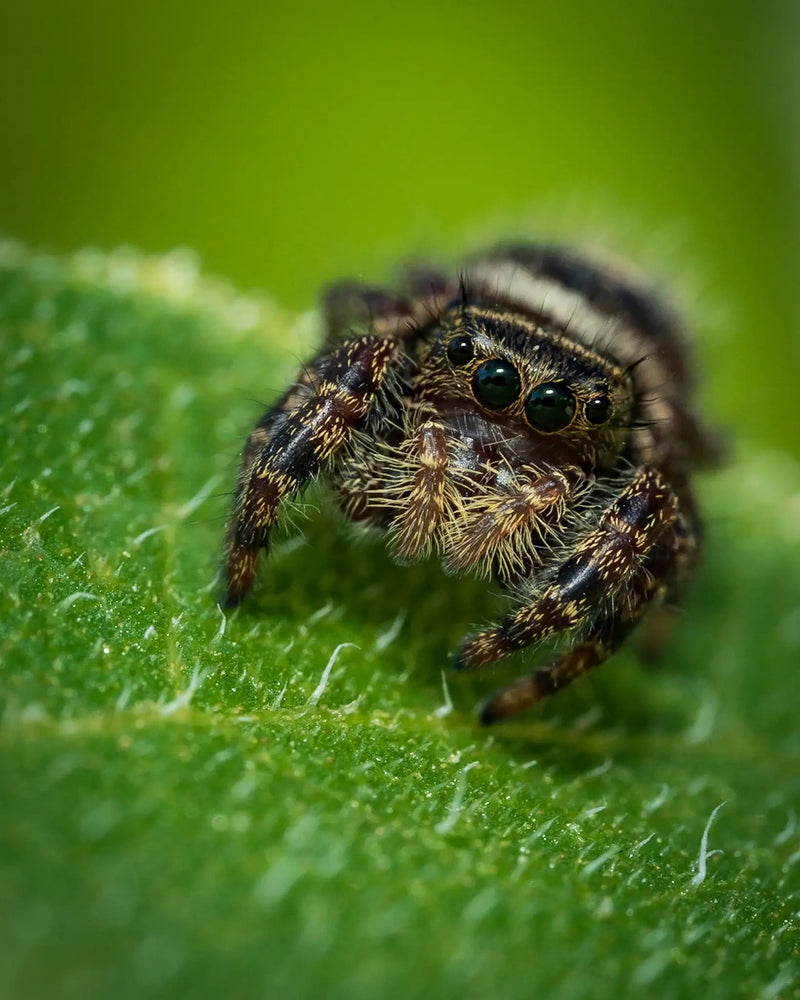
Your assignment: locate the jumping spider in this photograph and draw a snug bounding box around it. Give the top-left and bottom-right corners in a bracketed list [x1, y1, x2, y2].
[224, 243, 717, 723]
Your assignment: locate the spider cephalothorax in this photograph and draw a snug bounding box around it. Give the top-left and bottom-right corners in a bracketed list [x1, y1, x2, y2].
[224, 243, 717, 723]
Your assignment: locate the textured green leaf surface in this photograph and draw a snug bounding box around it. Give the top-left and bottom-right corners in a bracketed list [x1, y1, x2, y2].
[1, 244, 799, 1000]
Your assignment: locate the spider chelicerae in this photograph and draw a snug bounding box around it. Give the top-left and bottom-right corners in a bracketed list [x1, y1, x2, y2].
[224, 243, 717, 723]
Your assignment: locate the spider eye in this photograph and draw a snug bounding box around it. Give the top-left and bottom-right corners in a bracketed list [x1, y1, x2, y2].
[472, 359, 522, 410]
[585, 394, 612, 425]
[447, 335, 474, 366]
[525, 382, 576, 432]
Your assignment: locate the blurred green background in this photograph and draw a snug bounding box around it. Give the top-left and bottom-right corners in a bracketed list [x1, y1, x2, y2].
[3, 6, 800, 997]
[1, 0, 798, 455]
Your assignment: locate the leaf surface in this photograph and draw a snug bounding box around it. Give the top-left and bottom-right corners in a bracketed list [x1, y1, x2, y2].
[1, 244, 799, 1000]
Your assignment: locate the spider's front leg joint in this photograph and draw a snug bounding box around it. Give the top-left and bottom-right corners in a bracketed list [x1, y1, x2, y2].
[225, 336, 399, 605]
[453, 467, 678, 671]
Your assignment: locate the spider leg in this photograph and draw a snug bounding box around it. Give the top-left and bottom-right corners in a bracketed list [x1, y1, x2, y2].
[452, 466, 678, 671]
[224, 335, 399, 605]
[391, 420, 451, 561]
[323, 282, 416, 343]
[444, 469, 573, 577]
[636, 504, 699, 661]
[477, 539, 673, 723]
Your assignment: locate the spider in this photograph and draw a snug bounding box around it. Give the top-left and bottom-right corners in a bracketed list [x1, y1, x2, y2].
[223, 243, 718, 723]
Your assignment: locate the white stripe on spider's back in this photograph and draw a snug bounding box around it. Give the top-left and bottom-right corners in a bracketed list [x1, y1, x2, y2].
[464, 253, 684, 465]
[466, 258, 654, 372]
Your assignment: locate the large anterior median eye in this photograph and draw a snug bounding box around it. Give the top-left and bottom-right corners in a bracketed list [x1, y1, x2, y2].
[525, 382, 576, 432]
[472, 359, 522, 410]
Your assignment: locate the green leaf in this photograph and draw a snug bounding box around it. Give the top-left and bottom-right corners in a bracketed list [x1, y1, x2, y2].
[1, 243, 799, 1000]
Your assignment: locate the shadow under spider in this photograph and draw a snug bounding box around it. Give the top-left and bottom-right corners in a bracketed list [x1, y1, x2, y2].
[247, 507, 495, 664]
[232, 501, 700, 746]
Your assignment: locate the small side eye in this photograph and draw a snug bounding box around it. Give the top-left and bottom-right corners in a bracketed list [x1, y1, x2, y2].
[585, 395, 612, 425]
[447, 335, 474, 365]
[525, 382, 576, 432]
[472, 359, 522, 410]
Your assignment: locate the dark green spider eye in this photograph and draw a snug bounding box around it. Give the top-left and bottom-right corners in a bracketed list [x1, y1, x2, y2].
[447, 335, 474, 366]
[472, 359, 522, 410]
[525, 382, 576, 432]
[585, 394, 612, 425]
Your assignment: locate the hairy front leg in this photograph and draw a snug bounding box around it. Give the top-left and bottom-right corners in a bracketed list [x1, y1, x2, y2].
[452, 467, 678, 671]
[225, 335, 399, 605]
[477, 535, 677, 723]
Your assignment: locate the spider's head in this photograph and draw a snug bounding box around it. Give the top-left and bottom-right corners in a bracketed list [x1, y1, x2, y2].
[431, 303, 634, 468]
